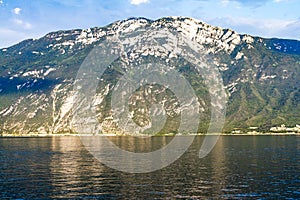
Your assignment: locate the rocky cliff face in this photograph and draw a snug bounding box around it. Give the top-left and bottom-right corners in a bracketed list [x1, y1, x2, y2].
[0, 17, 299, 135]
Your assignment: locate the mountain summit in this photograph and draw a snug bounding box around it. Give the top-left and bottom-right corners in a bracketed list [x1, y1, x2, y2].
[0, 17, 299, 135]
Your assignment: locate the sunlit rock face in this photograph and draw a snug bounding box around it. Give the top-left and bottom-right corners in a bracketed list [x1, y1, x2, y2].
[0, 17, 299, 135]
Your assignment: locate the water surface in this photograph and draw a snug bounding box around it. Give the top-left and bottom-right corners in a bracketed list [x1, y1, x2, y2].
[0, 136, 299, 199]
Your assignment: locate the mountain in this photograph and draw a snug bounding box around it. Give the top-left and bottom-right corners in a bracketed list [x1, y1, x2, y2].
[0, 17, 299, 135]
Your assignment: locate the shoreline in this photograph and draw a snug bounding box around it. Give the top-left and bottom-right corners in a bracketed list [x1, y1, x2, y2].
[1, 132, 299, 137]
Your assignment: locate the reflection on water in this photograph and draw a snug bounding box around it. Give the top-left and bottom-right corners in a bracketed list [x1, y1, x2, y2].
[0, 136, 299, 199]
[106, 135, 170, 152]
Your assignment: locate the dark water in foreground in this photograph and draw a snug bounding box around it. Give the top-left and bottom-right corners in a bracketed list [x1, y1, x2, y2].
[0, 136, 299, 199]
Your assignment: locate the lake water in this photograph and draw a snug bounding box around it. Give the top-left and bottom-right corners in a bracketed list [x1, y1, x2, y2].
[0, 136, 299, 199]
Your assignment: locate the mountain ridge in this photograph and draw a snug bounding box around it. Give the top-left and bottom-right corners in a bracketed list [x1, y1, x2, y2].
[0, 17, 299, 135]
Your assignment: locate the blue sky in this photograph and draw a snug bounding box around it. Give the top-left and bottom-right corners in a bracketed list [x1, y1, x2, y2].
[0, 0, 299, 48]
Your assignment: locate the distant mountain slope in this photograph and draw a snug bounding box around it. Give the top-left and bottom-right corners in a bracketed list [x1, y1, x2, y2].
[0, 17, 299, 135]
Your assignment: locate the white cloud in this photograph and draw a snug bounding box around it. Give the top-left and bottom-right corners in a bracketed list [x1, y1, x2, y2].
[274, 0, 288, 2]
[13, 7, 22, 15]
[13, 19, 32, 29]
[227, 17, 294, 30]
[209, 16, 300, 40]
[0, 28, 30, 48]
[220, 0, 241, 8]
[130, 0, 150, 5]
[0, 0, 3, 5]
[221, 0, 230, 7]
